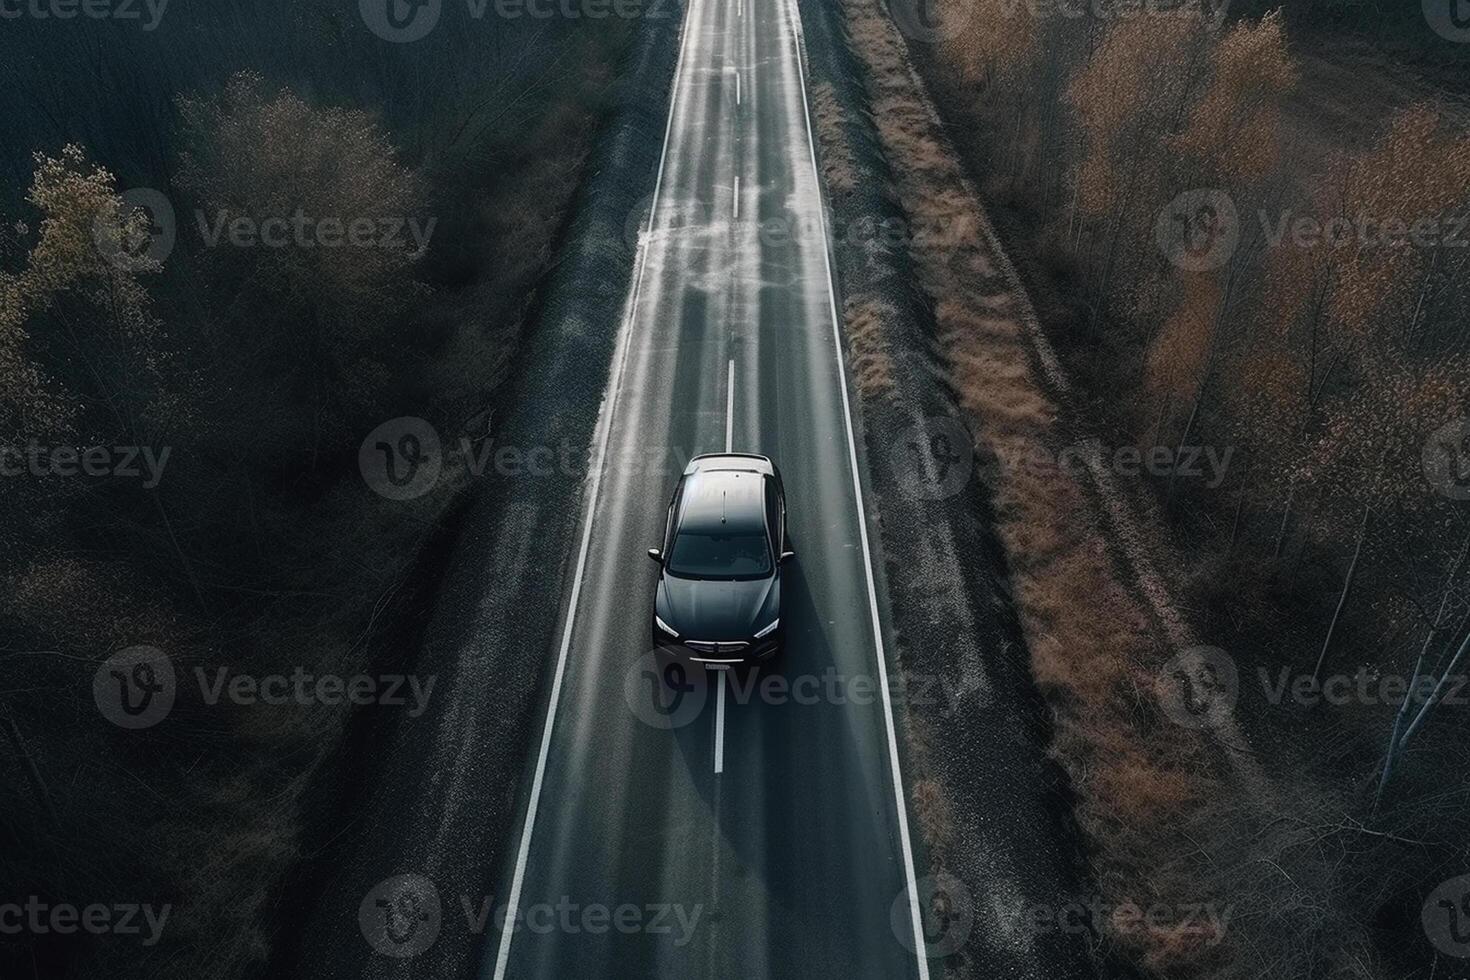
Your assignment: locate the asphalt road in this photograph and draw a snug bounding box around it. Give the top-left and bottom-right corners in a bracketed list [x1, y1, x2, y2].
[481, 0, 932, 975]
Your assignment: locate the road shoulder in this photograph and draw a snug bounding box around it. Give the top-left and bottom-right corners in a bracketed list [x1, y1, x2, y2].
[267, 12, 686, 978]
[793, 0, 1105, 975]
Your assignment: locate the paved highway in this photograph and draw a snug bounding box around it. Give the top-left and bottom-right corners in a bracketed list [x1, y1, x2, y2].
[482, 0, 931, 973]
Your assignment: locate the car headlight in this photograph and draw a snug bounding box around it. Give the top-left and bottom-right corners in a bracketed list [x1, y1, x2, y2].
[754, 618, 779, 639]
[655, 615, 679, 638]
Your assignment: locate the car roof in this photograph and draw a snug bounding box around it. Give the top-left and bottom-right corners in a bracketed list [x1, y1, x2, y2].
[678, 469, 766, 534]
[684, 453, 775, 477]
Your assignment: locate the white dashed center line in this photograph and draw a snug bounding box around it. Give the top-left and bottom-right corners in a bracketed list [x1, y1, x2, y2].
[714, 668, 727, 774]
[725, 358, 735, 453]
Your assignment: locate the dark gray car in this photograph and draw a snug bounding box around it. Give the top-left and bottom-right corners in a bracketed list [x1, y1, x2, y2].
[647, 453, 793, 665]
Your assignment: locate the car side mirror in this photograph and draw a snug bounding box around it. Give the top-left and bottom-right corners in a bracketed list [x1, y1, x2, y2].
[780, 550, 795, 564]
[647, 548, 663, 562]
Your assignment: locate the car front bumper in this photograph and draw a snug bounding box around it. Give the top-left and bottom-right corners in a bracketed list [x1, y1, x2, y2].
[653, 633, 780, 666]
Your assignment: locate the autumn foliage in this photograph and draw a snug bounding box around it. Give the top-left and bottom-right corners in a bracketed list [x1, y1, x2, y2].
[0, 10, 628, 973]
[917, 2, 1470, 977]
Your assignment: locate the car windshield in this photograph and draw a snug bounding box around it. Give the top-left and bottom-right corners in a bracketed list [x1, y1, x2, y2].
[666, 529, 772, 579]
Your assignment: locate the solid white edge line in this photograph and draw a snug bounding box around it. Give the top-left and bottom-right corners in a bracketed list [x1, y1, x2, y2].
[785, 0, 931, 976]
[726, 358, 735, 453]
[490, 2, 699, 976]
[714, 668, 727, 773]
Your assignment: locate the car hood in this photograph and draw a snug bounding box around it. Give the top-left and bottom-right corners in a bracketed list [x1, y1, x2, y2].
[658, 572, 778, 640]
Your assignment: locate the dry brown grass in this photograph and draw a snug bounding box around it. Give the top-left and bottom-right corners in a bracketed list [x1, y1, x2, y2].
[844, 296, 897, 397]
[837, 0, 1257, 972]
[812, 82, 859, 196]
[911, 776, 956, 850]
[867, 0, 1470, 973]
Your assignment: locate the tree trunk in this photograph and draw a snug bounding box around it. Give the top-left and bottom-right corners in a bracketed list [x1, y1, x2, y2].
[1225, 463, 1252, 563]
[2, 715, 56, 824]
[1403, 619, 1470, 746]
[1376, 624, 1438, 813]
[1312, 504, 1371, 682]
[1374, 532, 1470, 812]
[1166, 387, 1204, 513]
[1272, 480, 1297, 561]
